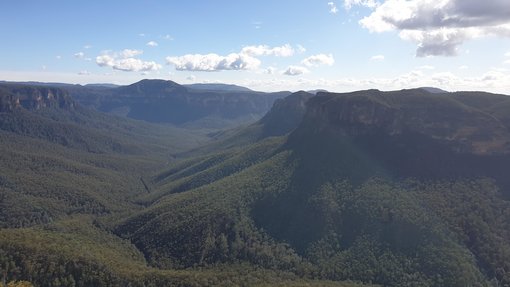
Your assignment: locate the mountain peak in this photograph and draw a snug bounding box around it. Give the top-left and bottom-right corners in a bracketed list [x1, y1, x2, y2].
[420, 87, 449, 94]
[126, 79, 183, 90]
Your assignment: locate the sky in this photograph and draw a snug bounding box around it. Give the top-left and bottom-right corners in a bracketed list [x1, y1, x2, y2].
[1, 0, 510, 93]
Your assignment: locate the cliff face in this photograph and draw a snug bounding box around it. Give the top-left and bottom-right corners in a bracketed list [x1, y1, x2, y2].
[258, 91, 313, 137]
[302, 89, 510, 155]
[0, 85, 75, 112]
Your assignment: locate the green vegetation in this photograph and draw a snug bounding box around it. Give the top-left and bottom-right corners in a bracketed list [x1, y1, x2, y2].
[1, 85, 510, 286]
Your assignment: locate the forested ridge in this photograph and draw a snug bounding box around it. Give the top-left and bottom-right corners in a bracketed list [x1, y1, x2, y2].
[1, 84, 510, 286]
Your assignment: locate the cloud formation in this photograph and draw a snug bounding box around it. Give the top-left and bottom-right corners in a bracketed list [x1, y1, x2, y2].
[328, 2, 339, 14]
[241, 44, 295, 57]
[74, 52, 85, 59]
[96, 49, 161, 72]
[344, 0, 379, 10]
[371, 55, 385, 61]
[283, 65, 309, 76]
[302, 54, 335, 67]
[166, 53, 261, 72]
[146, 41, 158, 47]
[297, 45, 307, 53]
[166, 44, 302, 72]
[119, 49, 143, 58]
[265, 67, 277, 74]
[504, 52, 510, 64]
[360, 0, 510, 57]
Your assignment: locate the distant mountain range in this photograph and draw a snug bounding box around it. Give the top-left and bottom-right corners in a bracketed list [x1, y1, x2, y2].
[184, 83, 254, 92]
[2, 80, 290, 129]
[1, 81, 510, 286]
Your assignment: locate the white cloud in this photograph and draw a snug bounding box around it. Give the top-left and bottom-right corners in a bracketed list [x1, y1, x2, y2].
[252, 21, 263, 29]
[505, 52, 510, 64]
[120, 49, 143, 58]
[112, 58, 161, 72]
[344, 0, 379, 10]
[302, 54, 335, 67]
[55, 55, 62, 60]
[166, 44, 298, 72]
[96, 50, 161, 72]
[241, 44, 295, 57]
[297, 44, 307, 53]
[96, 54, 115, 67]
[162, 34, 173, 40]
[328, 2, 339, 14]
[74, 52, 85, 59]
[138, 33, 145, 37]
[283, 66, 310, 76]
[360, 0, 510, 57]
[166, 53, 261, 72]
[146, 41, 158, 47]
[186, 75, 196, 81]
[78, 70, 90, 75]
[265, 67, 277, 74]
[370, 54, 385, 61]
[459, 65, 469, 69]
[84, 45, 92, 49]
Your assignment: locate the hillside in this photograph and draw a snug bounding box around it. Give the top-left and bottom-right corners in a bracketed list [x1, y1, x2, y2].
[181, 90, 313, 156]
[0, 83, 209, 227]
[0, 84, 368, 286]
[2, 86, 510, 286]
[115, 89, 510, 286]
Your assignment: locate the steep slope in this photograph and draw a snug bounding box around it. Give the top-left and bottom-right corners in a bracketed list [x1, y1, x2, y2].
[289, 89, 510, 192]
[181, 90, 313, 156]
[0, 84, 208, 227]
[116, 89, 510, 286]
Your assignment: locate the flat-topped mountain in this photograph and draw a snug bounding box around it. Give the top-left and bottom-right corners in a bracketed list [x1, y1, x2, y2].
[301, 89, 510, 155]
[288, 88, 510, 194]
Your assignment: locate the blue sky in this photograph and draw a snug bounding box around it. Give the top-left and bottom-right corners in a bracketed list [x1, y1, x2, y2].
[1, 0, 510, 93]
